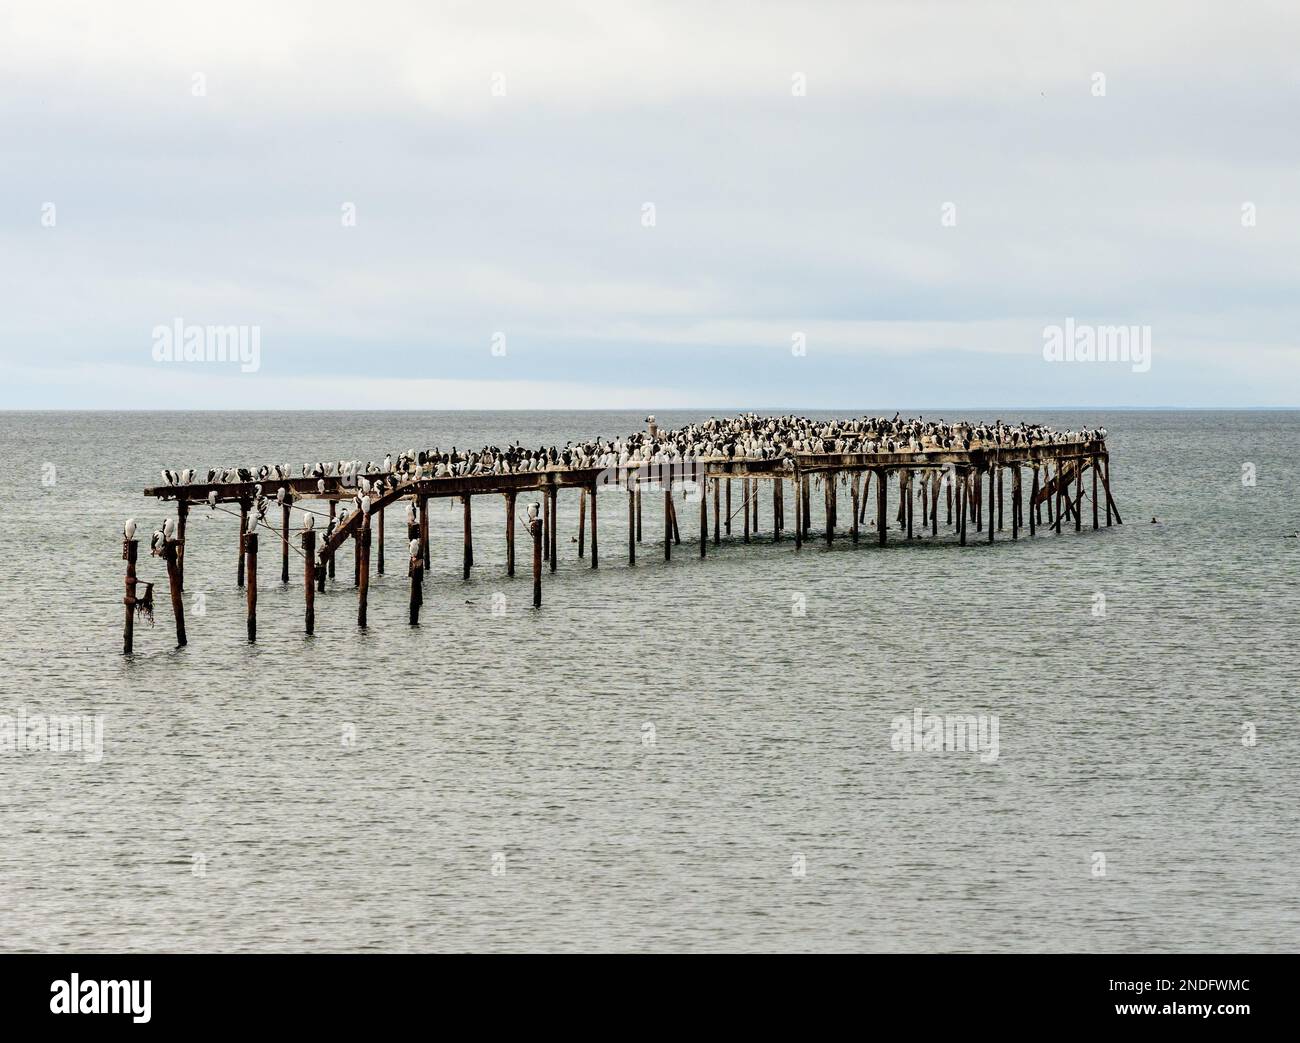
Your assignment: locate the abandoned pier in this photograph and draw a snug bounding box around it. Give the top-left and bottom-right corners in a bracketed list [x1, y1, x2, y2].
[121, 421, 1121, 652]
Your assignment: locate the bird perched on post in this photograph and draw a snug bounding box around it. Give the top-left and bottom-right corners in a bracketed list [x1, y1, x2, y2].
[302, 514, 314, 532]
[123, 518, 137, 540]
[208, 490, 218, 509]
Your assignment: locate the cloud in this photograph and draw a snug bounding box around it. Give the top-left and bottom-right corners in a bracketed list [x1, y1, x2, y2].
[2, 1, 1298, 407]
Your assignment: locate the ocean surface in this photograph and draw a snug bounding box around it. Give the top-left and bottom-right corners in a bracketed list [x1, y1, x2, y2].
[1, 409, 1298, 953]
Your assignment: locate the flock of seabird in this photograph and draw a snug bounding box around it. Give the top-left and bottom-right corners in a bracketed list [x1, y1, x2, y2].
[156, 413, 1105, 490]
[137, 415, 1108, 552]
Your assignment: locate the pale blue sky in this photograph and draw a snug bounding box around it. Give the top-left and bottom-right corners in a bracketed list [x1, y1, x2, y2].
[1, 0, 1297, 408]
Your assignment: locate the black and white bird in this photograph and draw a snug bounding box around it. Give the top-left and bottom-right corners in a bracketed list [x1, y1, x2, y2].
[302, 514, 314, 532]
[123, 518, 137, 540]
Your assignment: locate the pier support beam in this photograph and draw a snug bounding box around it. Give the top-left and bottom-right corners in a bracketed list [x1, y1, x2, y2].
[418, 494, 430, 570]
[358, 512, 371, 628]
[627, 482, 636, 565]
[1092, 456, 1100, 529]
[1012, 467, 1020, 541]
[850, 472, 860, 542]
[176, 500, 188, 591]
[409, 539, 423, 625]
[1075, 459, 1083, 532]
[664, 486, 672, 561]
[959, 470, 968, 546]
[238, 500, 249, 587]
[245, 529, 258, 642]
[589, 483, 598, 568]
[1029, 467, 1038, 536]
[463, 495, 473, 580]
[164, 535, 186, 647]
[281, 498, 291, 583]
[377, 506, 384, 575]
[876, 468, 887, 546]
[713, 477, 721, 545]
[328, 500, 336, 578]
[531, 514, 543, 608]
[792, 470, 803, 551]
[122, 537, 139, 655]
[699, 479, 707, 558]
[578, 488, 586, 559]
[303, 528, 315, 635]
[505, 491, 517, 577]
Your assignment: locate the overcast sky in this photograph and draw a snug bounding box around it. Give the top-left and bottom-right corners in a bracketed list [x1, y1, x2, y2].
[2, 1, 1297, 409]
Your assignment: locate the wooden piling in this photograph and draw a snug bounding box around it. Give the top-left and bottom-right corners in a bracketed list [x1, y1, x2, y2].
[774, 476, 783, 542]
[664, 486, 672, 561]
[377, 506, 384, 575]
[238, 500, 249, 587]
[636, 485, 642, 543]
[627, 480, 636, 565]
[802, 474, 811, 538]
[1029, 467, 1038, 536]
[548, 486, 558, 572]
[713, 477, 721, 545]
[850, 472, 860, 543]
[358, 512, 371, 628]
[463, 495, 473, 580]
[699, 478, 707, 558]
[1011, 467, 1020, 541]
[997, 465, 1004, 531]
[987, 467, 994, 544]
[163, 535, 186, 647]
[931, 472, 939, 537]
[328, 500, 336, 578]
[958, 471, 968, 546]
[792, 467, 803, 551]
[578, 488, 587, 558]
[176, 499, 188, 591]
[281, 499, 291, 583]
[745, 479, 752, 544]
[876, 468, 887, 546]
[506, 491, 517, 577]
[906, 472, 914, 540]
[1075, 458, 1083, 532]
[122, 537, 138, 655]
[409, 540, 423, 624]
[725, 479, 732, 535]
[752, 477, 759, 534]
[1092, 456, 1100, 530]
[303, 529, 315, 634]
[589, 483, 598, 568]
[419, 494, 430, 569]
[245, 530, 258, 642]
[531, 515, 543, 607]
[1054, 463, 1064, 534]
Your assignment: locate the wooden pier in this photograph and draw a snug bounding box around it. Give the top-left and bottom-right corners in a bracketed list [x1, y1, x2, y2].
[125, 432, 1120, 650]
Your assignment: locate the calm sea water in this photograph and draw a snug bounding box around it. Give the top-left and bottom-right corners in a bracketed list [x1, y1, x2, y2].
[1, 409, 1298, 953]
